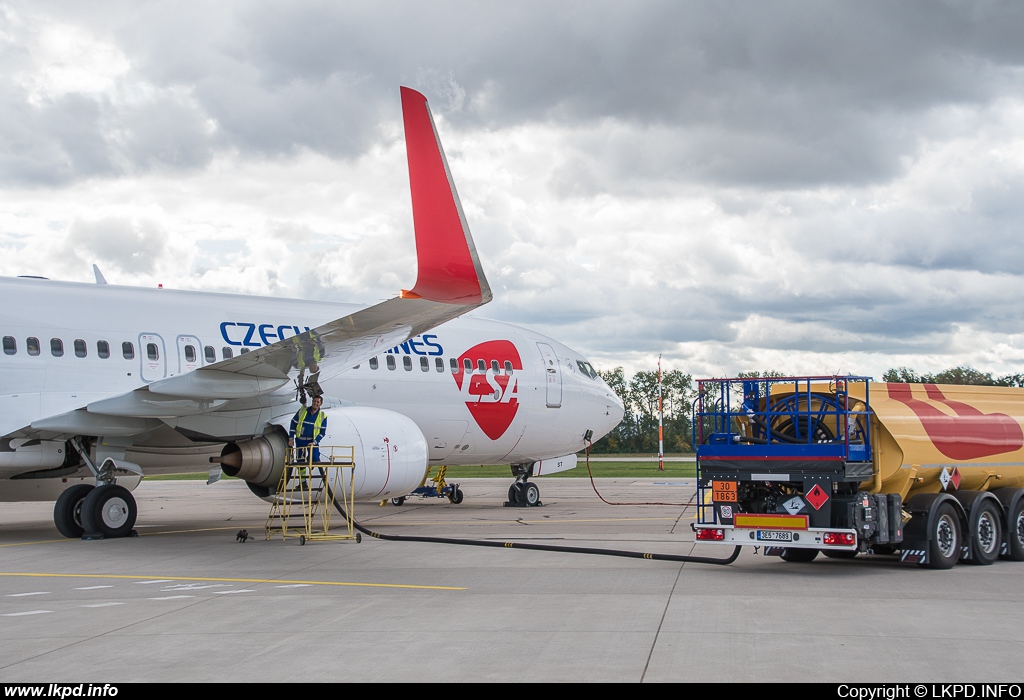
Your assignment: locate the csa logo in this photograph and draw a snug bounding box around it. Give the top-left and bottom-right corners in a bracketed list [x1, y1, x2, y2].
[453, 340, 522, 440]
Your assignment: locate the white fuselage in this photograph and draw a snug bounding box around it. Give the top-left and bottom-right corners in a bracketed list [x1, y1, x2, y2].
[0, 276, 623, 481]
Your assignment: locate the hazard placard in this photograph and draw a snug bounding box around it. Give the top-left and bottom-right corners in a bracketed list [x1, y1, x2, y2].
[939, 467, 951, 490]
[712, 479, 738, 502]
[950, 466, 962, 490]
[805, 484, 829, 510]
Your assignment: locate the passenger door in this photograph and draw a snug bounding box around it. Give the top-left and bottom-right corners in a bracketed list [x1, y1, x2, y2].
[138, 333, 167, 383]
[176, 335, 202, 374]
[537, 342, 562, 408]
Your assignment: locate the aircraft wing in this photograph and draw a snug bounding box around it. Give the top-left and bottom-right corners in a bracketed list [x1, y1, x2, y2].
[22, 87, 491, 434]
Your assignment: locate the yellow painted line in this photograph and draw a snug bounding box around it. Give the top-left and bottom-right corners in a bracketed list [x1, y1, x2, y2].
[371, 517, 679, 526]
[0, 572, 464, 591]
[0, 540, 66, 548]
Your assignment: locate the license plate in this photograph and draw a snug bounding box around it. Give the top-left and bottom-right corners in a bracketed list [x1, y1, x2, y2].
[756, 530, 792, 542]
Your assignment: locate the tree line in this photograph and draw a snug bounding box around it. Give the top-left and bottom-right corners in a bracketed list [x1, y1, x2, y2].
[592, 364, 1023, 454]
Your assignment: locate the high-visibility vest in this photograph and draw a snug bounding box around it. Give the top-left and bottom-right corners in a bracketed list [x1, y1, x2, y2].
[294, 407, 326, 441]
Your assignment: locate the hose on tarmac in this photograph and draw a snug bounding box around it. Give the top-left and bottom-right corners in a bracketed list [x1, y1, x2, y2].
[323, 479, 742, 566]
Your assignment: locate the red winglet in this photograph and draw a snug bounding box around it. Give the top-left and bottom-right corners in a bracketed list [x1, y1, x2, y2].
[401, 87, 491, 304]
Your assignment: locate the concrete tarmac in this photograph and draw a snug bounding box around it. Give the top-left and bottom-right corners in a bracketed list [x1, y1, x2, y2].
[1, 478, 1022, 683]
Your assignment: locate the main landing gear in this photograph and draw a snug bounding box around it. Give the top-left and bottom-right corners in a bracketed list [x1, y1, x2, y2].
[53, 439, 140, 540]
[505, 463, 542, 508]
[53, 483, 138, 539]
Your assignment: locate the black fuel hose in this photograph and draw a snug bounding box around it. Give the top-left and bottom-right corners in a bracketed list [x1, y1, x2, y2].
[324, 482, 742, 566]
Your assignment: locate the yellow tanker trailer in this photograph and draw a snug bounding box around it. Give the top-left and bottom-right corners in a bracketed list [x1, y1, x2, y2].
[691, 375, 1024, 569]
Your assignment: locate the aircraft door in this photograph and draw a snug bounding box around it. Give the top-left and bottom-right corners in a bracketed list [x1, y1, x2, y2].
[537, 342, 562, 408]
[138, 333, 167, 383]
[176, 335, 202, 374]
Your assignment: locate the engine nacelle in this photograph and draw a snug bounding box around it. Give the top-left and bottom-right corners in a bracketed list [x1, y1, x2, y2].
[216, 406, 429, 500]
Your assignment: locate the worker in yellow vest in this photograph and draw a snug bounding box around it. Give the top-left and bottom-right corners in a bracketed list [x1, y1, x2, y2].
[289, 395, 328, 468]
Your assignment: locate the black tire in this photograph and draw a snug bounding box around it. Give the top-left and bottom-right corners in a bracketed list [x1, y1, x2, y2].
[390, 497, 405, 506]
[822, 549, 857, 559]
[508, 484, 520, 504]
[53, 484, 94, 538]
[968, 500, 1002, 566]
[780, 548, 819, 562]
[449, 487, 464, 505]
[522, 482, 540, 507]
[1005, 500, 1024, 561]
[923, 502, 961, 569]
[355, 533, 362, 544]
[80, 484, 137, 538]
[299, 535, 306, 546]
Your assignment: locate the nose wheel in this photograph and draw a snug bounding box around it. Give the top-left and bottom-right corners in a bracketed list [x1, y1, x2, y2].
[505, 481, 542, 507]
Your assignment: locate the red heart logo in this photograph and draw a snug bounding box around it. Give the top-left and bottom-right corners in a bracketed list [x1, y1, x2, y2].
[453, 340, 523, 440]
[887, 383, 1024, 460]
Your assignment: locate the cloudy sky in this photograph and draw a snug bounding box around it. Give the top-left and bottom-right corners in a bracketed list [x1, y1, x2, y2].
[2, 1, 1024, 381]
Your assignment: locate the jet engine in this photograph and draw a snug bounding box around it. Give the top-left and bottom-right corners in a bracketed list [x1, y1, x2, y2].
[214, 406, 430, 501]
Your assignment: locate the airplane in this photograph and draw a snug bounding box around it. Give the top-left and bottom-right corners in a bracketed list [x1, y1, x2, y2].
[0, 87, 625, 539]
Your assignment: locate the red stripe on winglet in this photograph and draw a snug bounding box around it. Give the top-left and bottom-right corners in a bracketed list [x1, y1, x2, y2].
[401, 87, 483, 304]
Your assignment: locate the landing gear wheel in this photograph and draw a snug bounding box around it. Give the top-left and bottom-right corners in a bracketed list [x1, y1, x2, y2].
[390, 497, 405, 506]
[822, 549, 857, 559]
[522, 482, 540, 507]
[968, 501, 1002, 565]
[448, 486, 464, 504]
[780, 548, 818, 562]
[53, 484, 94, 538]
[508, 484, 520, 504]
[80, 485, 137, 539]
[1005, 500, 1024, 561]
[923, 503, 961, 569]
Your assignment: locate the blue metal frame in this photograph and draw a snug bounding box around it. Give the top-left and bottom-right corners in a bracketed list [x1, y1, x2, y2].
[693, 375, 873, 525]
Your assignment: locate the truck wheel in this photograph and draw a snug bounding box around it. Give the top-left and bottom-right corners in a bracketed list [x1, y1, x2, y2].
[780, 548, 818, 562]
[924, 503, 961, 569]
[968, 501, 1002, 566]
[1006, 500, 1024, 561]
[822, 550, 857, 559]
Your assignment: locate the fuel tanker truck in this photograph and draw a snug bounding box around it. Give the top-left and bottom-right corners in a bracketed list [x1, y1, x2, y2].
[691, 376, 1024, 569]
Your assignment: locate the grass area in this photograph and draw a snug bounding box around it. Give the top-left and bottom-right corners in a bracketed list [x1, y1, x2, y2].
[147, 457, 697, 481]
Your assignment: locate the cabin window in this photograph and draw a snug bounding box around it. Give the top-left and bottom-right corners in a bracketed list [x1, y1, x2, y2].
[477, 359, 486, 372]
[146, 343, 159, 361]
[2, 336, 15, 355]
[403, 355, 412, 371]
[122, 342, 134, 360]
[74, 339, 87, 358]
[240, 347, 249, 354]
[435, 357, 444, 372]
[463, 358, 472, 372]
[204, 346, 216, 364]
[450, 357, 459, 373]
[51, 338, 64, 357]
[420, 356, 429, 372]
[184, 345, 196, 363]
[491, 360, 499, 373]
[504, 360, 513, 374]
[369, 357, 378, 370]
[97, 341, 110, 358]
[27, 337, 40, 356]
[386, 355, 396, 370]
[222, 347, 233, 359]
